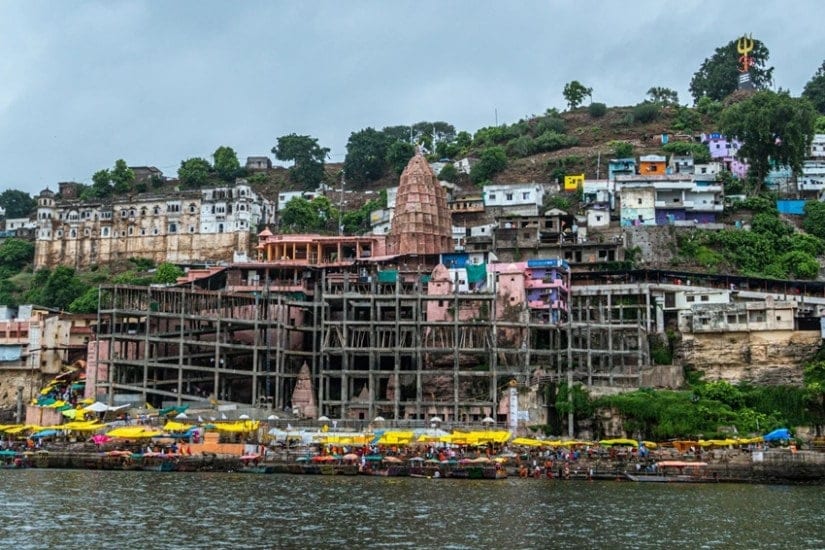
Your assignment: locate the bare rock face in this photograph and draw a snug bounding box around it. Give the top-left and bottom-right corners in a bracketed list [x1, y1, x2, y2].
[679, 330, 820, 385]
[386, 153, 452, 256]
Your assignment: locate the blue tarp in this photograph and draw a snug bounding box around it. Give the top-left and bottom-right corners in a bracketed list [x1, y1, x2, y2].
[763, 428, 791, 441]
[776, 200, 806, 215]
[0, 346, 22, 362]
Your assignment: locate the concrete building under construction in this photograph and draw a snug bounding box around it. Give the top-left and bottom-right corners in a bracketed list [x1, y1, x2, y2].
[89, 155, 654, 428]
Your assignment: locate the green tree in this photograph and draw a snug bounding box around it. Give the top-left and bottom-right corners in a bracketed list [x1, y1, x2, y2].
[213, 146, 241, 182]
[0, 189, 35, 218]
[154, 262, 184, 284]
[611, 141, 634, 158]
[469, 146, 507, 184]
[178, 157, 212, 188]
[279, 197, 320, 233]
[68, 287, 100, 314]
[689, 37, 774, 102]
[662, 142, 711, 164]
[30, 266, 88, 311]
[633, 102, 661, 123]
[90, 169, 113, 198]
[804, 358, 825, 432]
[816, 116, 825, 133]
[0, 238, 34, 271]
[802, 60, 825, 114]
[719, 90, 817, 190]
[272, 134, 329, 189]
[672, 106, 703, 133]
[562, 80, 592, 110]
[344, 128, 390, 184]
[587, 102, 607, 117]
[647, 86, 679, 105]
[386, 140, 416, 175]
[438, 163, 458, 183]
[110, 159, 135, 194]
[803, 201, 825, 239]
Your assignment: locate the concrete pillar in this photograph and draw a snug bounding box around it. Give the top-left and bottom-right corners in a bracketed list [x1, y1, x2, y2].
[16, 385, 24, 423]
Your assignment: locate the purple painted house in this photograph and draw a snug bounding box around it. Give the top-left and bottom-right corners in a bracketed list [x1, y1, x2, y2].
[702, 133, 748, 179]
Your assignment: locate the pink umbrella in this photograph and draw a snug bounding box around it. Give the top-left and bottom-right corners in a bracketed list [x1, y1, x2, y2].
[91, 434, 111, 445]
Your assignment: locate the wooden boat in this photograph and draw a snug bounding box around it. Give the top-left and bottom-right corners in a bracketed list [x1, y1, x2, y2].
[237, 454, 274, 474]
[408, 457, 442, 478]
[361, 456, 409, 477]
[0, 450, 27, 468]
[140, 453, 178, 472]
[624, 461, 714, 482]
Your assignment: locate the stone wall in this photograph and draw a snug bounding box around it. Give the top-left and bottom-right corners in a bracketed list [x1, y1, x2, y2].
[35, 231, 251, 269]
[678, 330, 821, 385]
[0, 370, 41, 409]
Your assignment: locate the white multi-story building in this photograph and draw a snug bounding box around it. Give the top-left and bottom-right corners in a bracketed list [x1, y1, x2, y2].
[34, 181, 275, 269]
[482, 184, 545, 216]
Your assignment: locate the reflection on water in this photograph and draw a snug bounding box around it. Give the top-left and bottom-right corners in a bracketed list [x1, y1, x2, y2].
[1, 470, 823, 549]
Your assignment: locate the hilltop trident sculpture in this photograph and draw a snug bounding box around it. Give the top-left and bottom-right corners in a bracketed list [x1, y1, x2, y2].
[736, 34, 756, 90]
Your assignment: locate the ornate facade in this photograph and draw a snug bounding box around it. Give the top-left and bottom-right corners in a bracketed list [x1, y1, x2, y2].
[34, 182, 275, 269]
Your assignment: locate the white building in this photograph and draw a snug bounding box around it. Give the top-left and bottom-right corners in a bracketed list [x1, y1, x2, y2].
[483, 184, 545, 216]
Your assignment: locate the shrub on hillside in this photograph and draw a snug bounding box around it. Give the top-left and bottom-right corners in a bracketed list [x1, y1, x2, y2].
[588, 102, 607, 117]
[633, 102, 661, 123]
[534, 131, 578, 153]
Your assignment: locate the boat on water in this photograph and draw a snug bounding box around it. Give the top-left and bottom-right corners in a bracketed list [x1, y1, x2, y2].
[0, 449, 28, 468]
[361, 455, 409, 477]
[139, 452, 178, 472]
[624, 461, 715, 482]
[442, 457, 508, 479]
[236, 454, 274, 474]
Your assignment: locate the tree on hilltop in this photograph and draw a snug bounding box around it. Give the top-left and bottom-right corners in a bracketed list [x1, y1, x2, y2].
[802, 60, 825, 114]
[563, 81, 592, 110]
[647, 87, 679, 106]
[0, 189, 35, 218]
[111, 159, 135, 194]
[689, 37, 773, 103]
[344, 128, 390, 185]
[719, 90, 816, 191]
[178, 157, 212, 188]
[213, 146, 242, 182]
[386, 141, 416, 175]
[272, 134, 329, 190]
[90, 169, 113, 198]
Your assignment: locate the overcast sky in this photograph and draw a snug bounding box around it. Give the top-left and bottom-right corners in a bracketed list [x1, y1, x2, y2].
[0, 0, 822, 196]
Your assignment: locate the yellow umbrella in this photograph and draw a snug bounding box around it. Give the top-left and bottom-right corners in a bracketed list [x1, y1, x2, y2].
[163, 421, 193, 432]
[511, 437, 544, 447]
[106, 426, 164, 438]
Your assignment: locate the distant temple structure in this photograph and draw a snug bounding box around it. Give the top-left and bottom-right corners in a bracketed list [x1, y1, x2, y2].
[386, 153, 453, 256]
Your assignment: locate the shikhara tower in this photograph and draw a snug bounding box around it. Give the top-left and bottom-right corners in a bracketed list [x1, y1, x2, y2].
[386, 153, 453, 256]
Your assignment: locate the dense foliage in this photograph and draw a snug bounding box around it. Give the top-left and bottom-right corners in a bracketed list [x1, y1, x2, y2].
[592, 378, 809, 440]
[674, 203, 824, 279]
[802, 60, 825, 114]
[272, 134, 329, 189]
[689, 37, 774, 102]
[719, 90, 817, 190]
[0, 190, 36, 218]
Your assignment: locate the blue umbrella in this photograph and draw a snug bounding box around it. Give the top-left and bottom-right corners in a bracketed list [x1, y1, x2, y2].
[31, 429, 59, 439]
[763, 428, 791, 441]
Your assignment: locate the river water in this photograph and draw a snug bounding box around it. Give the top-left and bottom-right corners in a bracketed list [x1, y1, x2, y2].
[1, 470, 823, 549]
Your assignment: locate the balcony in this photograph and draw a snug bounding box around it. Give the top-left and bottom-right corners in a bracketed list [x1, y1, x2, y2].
[524, 278, 568, 292]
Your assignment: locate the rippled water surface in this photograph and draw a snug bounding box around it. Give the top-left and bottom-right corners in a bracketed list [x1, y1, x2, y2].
[1, 470, 824, 549]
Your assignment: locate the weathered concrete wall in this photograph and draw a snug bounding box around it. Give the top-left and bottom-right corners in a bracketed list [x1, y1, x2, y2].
[678, 330, 821, 385]
[0, 371, 42, 409]
[35, 232, 251, 269]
